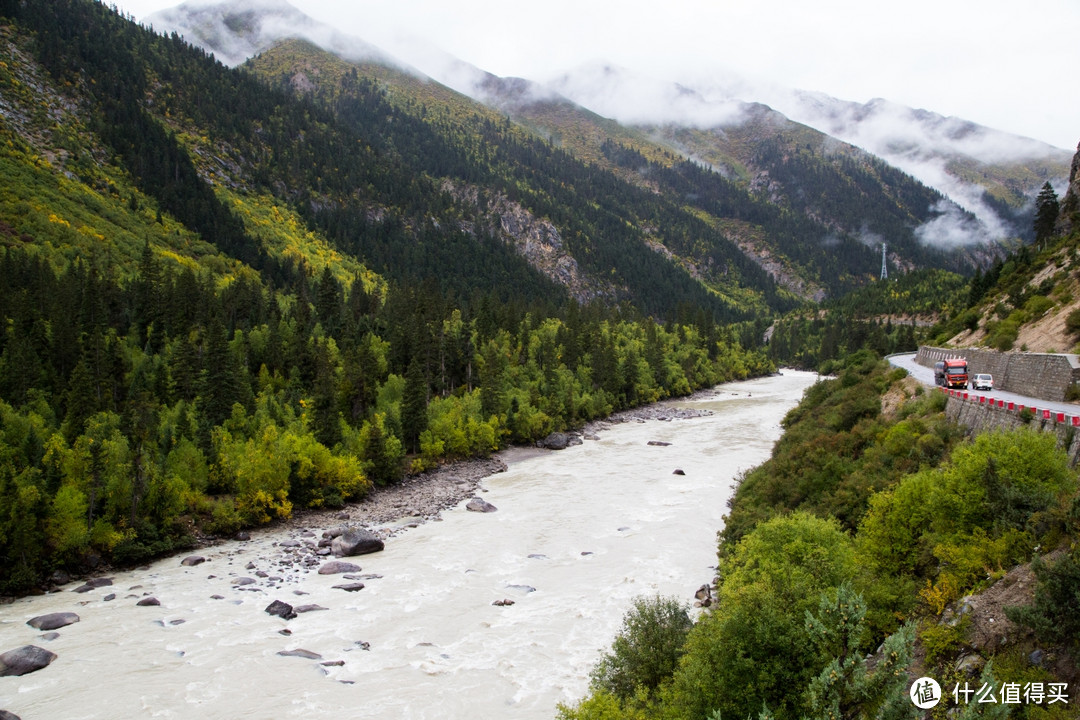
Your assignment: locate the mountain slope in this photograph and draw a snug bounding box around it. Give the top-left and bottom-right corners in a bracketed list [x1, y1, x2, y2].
[0, 0, 785, 593]
[145, 0, 1067, 304]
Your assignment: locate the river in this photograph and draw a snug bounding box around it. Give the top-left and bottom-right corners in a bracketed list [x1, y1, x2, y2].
[0, 370, 818, 720]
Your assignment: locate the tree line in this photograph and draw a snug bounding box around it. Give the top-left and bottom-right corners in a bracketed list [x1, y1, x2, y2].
[0, 245, 772, 593]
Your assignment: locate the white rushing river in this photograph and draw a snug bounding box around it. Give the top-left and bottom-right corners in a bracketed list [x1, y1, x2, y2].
[0, 370, 817, 720]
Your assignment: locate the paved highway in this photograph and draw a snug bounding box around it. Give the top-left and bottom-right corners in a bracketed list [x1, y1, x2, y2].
[887, 352, 1080, 419]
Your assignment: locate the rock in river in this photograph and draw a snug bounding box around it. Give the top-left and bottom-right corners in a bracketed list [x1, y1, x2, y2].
[72, 577, 113, 593]
[277, 649, 322, 660]
[466, 497, 497, 513]
[265, 600, 297, 620]
[331, 528, 384, 558]
[536, 432, 582, 450]
[332, 582, 366, 592]
[0, 645, 57, 677]
[26, 612, 80, 631]
[317, 560, 362, 575]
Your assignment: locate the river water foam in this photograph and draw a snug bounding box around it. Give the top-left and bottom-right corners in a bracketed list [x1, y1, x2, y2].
[0, 370, 817, 719]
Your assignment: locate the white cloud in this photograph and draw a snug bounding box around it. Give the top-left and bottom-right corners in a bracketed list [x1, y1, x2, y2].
[118, 0, 1080, 150]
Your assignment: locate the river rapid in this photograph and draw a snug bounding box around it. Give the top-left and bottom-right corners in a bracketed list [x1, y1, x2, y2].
[0, 370, 818, 720]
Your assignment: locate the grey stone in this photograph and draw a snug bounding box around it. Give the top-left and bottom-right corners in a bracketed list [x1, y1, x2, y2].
[277, 648, 322, 660]
[265, 600, 297, 620]
[318, 560, 362, 575]
[466, 497, 498, 513]
[955, 654, 985, 677]
[26, 612, 80, 631]
[331, 528, 384, 557]
[72, 577, 113, 593]
[537, 432, 582, 450]
[180, 555, 206, 567]
[136, 597, 160, 607]
[332, 582, 366, 592]
[0, 645, 57, 677]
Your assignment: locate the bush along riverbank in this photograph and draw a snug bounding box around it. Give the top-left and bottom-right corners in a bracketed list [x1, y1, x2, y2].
[559, 350, 1080, 720]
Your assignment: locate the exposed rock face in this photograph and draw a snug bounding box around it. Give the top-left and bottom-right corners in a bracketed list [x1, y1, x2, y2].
[1057, 141, 1080, 236]
[26, 612, 79, 631]
[440, 180, 619, 304]
[0, 645, 57, 677]
[330, 528, 384, 558]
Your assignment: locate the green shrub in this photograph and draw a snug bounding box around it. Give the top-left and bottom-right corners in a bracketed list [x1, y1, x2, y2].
[1005, 549, 1080, 656]
[1066, 308, 1080, 336]
[589, 594, 692, 700]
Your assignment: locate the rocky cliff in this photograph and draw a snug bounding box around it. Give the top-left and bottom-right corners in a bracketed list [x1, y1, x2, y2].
[1058, 140, 1080, 236]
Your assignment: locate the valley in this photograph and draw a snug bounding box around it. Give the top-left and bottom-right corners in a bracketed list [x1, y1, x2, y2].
[1, 0, 1080, 718]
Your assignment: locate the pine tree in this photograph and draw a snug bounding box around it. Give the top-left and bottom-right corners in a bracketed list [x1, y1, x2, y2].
[401, 356, 428, 454]
[197, 316, 244, 432]
[1034, 181, 1060, 244]
[310, 341, 341, 449]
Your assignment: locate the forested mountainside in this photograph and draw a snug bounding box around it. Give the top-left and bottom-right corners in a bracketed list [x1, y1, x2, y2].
[155, 0, 1073, 302]
[0, 0, 782, 593]
[252, 40, 972, 301]
[488, 86, 973, 296]
[152, 0, 1002, 301]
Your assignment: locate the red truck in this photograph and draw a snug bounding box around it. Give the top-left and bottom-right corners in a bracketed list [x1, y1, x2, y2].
[934, 358, 969, 389]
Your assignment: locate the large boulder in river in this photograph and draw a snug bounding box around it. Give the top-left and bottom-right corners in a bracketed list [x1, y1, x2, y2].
[331, 528, 384, 558]
[26, 612, 79, 631]
[466, 497, 498, 513]
[265, 600, 297, 620]
[1, 708, 23, 719]
[536, 432, 582, 450]
[0, 645, 57, 677]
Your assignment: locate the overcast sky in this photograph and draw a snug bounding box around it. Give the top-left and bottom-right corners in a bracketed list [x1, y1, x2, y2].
[116, 0, 1079, 150]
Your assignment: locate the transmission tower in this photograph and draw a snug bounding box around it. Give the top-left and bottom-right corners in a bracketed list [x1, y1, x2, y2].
[880, 243, 888, 280]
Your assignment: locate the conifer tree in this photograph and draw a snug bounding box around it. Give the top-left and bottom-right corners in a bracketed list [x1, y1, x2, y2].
[1034, 181, 1060, 244]
[401, 356, 428, 454]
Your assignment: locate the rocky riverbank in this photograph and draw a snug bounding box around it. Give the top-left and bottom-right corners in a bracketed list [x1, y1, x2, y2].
[5, 392, 724, 603]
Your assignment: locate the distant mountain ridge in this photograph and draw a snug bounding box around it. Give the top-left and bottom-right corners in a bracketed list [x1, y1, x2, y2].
[147, 0, 1071, 259]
